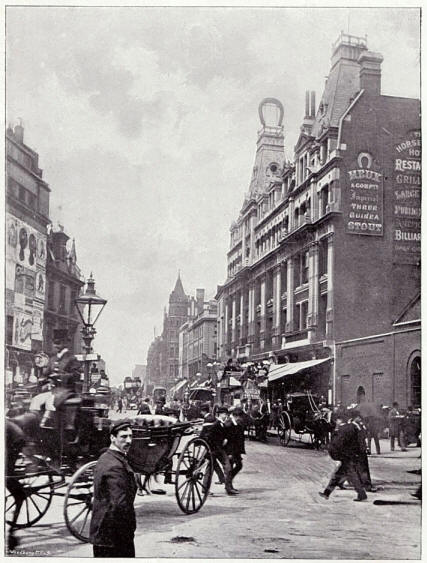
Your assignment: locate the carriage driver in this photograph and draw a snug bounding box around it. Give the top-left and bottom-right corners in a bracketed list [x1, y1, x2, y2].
[31, 329, 82, 430]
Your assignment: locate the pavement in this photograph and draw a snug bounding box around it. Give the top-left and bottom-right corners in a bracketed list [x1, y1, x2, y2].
[6, 430, 421, 559]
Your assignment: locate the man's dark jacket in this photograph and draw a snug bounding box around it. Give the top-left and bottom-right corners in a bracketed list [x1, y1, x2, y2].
[89, 449, 137, 547]
[200, 419, 227, 453]
[328, 422, 364, 462]
[224, 418, 246, 456]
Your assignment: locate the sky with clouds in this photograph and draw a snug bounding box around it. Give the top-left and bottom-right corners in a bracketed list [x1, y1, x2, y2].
[6, 6, 420, 386]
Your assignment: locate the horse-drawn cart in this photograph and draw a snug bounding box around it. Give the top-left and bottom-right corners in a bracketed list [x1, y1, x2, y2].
[6, 413, 213, 545]
[277, 392, 331, 449]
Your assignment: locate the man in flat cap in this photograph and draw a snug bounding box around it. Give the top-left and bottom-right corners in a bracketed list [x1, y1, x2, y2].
[90, 419, 137, 557]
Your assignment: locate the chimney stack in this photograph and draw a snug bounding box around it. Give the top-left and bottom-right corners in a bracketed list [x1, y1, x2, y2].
[358, 51, 383, 96]
[310, 91, 316, 117]
[305, 91, 310, 118]
[196, 288, 205, 303]
[14, 123, 24, 143]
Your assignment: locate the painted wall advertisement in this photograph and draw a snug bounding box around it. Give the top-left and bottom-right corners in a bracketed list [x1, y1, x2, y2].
[345, 152, 383, 236]
[393, 130, 421, 264]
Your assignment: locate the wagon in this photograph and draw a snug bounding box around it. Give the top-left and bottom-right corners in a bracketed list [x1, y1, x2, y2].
[277, 392, 331, 449]
[5, 390, 112, 545]
[6, 413, 213, 545]
[63, 416, 213, 542]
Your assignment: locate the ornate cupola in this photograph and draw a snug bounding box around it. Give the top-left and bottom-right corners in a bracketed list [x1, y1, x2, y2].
[248, 98, 285, 197]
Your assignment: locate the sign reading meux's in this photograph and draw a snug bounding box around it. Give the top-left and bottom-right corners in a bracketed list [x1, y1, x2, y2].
[346, 153, 383, 236]
[393, 130, 421, 264]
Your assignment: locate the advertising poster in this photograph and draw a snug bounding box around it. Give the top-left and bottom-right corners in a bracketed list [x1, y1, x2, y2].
[35, 270, 46, 300]
[6, 212, 18, 262]
[393, 130, 421, 264]
[32, 302, 44, 341]
[345, 152, 383, 236]
[13, 311, 33, 350]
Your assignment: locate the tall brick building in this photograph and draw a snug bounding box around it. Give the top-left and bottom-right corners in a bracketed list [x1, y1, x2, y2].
[216, 33, 420, 408]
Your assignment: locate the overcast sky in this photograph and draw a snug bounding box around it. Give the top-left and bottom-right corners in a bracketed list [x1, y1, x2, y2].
[6, 6, 420, 386]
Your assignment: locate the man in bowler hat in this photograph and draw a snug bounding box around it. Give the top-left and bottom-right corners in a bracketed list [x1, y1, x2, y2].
[200, 406, 236, 495]
[90, 419, 137, 557]
[225, 406, 246, 491]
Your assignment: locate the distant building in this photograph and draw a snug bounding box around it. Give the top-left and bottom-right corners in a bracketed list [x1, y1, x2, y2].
[216, 32, 420, 407]
[146, 335, 164, 389]
[179, 292, 218, 382]
[6, 123, 50, 386]
[43, 224, 84, 355]
[132, 364, 146, 393]
[160, 274, 191, 385]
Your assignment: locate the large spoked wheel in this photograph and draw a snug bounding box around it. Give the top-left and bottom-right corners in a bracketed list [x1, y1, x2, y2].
[6, 453, 55, 529]
[277, 412, 292, 446]
[64, 461, 96, 543]
[175, 437, 213, 514]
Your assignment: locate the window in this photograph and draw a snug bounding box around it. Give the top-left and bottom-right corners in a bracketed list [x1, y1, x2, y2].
[19, 185, 26, 203]
[59, 285, 66, 314]
[301, 301, 308, 330]
[6, 315, 14, 344]
[27, 191, 36, 210]
[302, 252, 309, 284]
[319, 238, 328, 277]
[410, 357, 421, 408]
[294, 303, 301, 331]
[70, 291, 77, 316]
[320, 185, 329, 216]
[48, 281, 55, 309]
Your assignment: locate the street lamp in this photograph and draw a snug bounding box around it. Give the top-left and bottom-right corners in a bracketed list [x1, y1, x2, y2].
[74, 273, 107, 393]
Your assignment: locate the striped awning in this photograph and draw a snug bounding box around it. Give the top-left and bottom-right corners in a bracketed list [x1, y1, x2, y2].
[268, 358, 330, 383]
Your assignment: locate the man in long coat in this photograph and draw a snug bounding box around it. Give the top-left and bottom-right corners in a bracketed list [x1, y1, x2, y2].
[89, 419, 137, 557]
[319, 415, 367, 502]
[200, 406, 236, 495]
[225, 406, 246, 490]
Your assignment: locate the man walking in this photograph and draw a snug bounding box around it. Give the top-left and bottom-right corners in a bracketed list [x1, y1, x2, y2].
[319, 415, 368, 502]
[200, 406, 236, 495]
[90, 420, 137, 557]
[225, 406, 246, 491]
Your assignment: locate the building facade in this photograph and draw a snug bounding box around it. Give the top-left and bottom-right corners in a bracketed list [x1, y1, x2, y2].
[216, 33, 420, 407]
[146, 336, 164, 391]
[178, 292, 218, 382]
[43, 224, 84, 355]
[160, 274, 191, 386]
[6, 123, 50, 386]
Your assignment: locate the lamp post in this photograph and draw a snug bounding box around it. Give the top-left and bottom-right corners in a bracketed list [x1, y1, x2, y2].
[74, 274, 107, 394]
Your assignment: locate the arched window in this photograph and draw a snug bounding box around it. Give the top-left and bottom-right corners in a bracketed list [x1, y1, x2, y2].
[410, 356, 421, 408]
[357, 386, 366, 403]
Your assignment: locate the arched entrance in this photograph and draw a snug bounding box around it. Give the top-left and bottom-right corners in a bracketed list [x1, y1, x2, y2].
[409, 356, 421, 408]
[356, 386, 366, 403]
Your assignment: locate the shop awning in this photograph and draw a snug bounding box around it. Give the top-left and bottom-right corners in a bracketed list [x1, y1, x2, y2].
[170, 379, 188, 395]
[268, 358, 330, 383]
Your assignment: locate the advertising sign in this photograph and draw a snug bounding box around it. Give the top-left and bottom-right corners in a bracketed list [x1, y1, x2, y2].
[13, 311, 33, 350]
[393, 130, 421, 264]
[6, 213, 18, 262]
[345, 152, 383, 236]
[35, 271, 46, 300]
[32, 302, 44, 341]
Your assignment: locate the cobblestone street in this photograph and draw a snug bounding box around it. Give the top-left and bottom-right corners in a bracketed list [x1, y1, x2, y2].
[9, 434, 421, 559]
